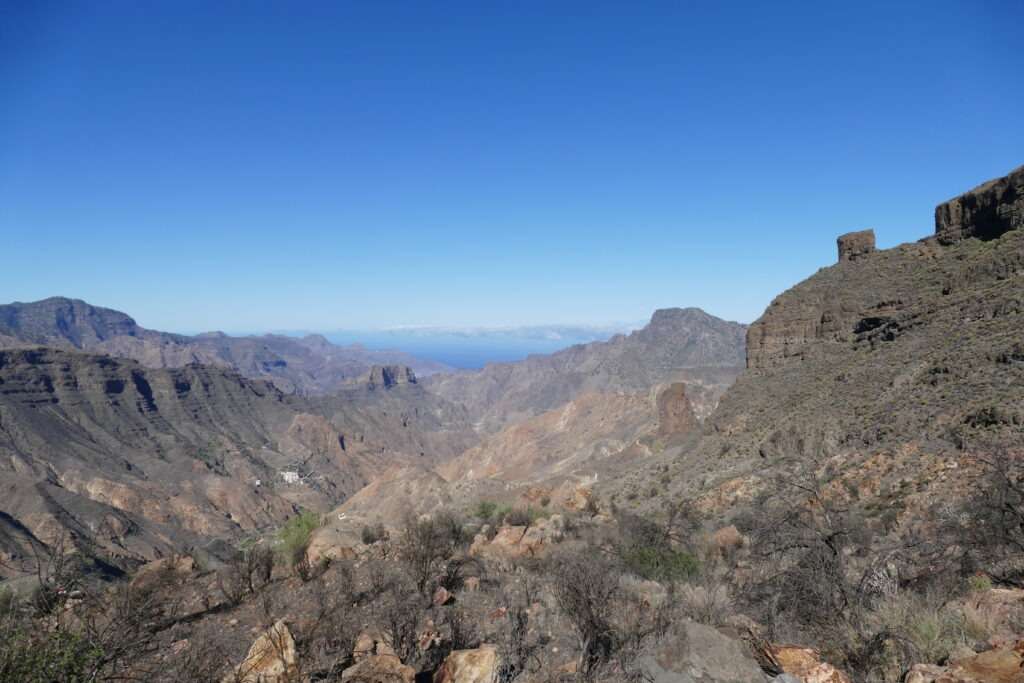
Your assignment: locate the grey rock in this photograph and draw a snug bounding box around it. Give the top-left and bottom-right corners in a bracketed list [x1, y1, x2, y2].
[637, 620, 767, 683]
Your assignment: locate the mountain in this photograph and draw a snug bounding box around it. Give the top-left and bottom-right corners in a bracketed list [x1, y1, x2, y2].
[423, 307, 746, 431]
[0, 297, 451, 394]
[610, 164, 1024, 516]
[0, 350, 474, 578]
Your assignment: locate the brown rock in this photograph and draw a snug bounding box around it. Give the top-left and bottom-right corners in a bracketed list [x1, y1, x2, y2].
[433, 586, 454, 606]
[463, 576, 480, 592]
[905, 643, 1024, 683]
[657, 382, 698, 436]
[433, 644, 499, 683]
[935, 164, 1024, 244]
[772, 645, 852, 683]
[953, 646, 1024, 683]
[224, 619, 297, 683]
[340, 654, 415, 683]
[837, 229, 876, 262]
[711, 524, 745, 553]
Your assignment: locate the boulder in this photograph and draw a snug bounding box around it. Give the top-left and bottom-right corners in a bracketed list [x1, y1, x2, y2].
[906, 642, 1024, 683]
[771, 646, 851, 683]
[470, 517, 565, 559]
[637, 619, 766, 683]
[223, 619, 297, 683]
[836, 229, 876, 262]
[433, 644, 499, 683]
[353, 632, 396, 662]
[340, 654, 416, 683]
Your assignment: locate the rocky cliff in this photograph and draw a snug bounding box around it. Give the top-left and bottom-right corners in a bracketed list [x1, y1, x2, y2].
[612, 165, 1024, 517]
[935, 164, 1024, 244]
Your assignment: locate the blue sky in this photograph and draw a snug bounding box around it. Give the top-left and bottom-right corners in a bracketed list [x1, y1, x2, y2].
[1, 1, 1021, 333]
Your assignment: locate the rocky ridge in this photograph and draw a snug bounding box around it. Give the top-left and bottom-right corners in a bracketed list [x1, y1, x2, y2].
[424, 307, 745, 432]
[0, 297, 451, 394]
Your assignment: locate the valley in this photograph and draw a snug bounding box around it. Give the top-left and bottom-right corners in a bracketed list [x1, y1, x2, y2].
[1, 164, 1022, 683]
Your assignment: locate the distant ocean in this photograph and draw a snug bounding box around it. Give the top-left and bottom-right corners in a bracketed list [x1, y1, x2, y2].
[323, 329, 623, 369]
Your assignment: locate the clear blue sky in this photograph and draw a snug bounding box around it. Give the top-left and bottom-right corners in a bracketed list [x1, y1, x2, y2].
[2, 1, 1021, 333]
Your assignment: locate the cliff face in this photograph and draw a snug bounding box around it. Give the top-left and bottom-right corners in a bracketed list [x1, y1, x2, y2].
[747, 165, 1024, 373]
[718, 165, 1024, 462]
[935, 164, 1024, 244]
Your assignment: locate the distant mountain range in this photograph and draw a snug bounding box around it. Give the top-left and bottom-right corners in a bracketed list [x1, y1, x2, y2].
[0, 297, 451, 394]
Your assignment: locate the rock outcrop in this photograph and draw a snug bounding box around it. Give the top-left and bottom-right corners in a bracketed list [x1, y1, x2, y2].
[935, 164, 1024, 244]
[647, 164, 1024, 520]
[657, 382, 698, 436]
[836, 229, 876, 262]
[365, 365, 417, 390]
[225, 620, 297, 683]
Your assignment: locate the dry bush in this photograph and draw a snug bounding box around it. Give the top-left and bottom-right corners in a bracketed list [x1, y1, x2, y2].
[548, 548, 663, 682]
[494, 578, 546, 683]
[370, 569, 423, 665]
[1, 554, 177, 683]
[296, 563, 361, 680]
[397, 511, 468, 596]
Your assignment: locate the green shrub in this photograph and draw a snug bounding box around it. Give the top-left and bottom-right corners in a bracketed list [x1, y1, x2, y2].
[474, 500, 497, 521]
[503, 506, 548, 527]
[0, 624, 104, 683]
[967, 574, 992, 593]
[277, 511, 320, 566]
[361, 522, 388, 545]
[620, 546, 699, 582]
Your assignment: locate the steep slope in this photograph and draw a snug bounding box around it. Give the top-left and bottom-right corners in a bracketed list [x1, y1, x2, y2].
[0, 297, 450, 394]
[437, 391, 665, 484]
[0, 352, 471, 578]
[611, 164, 1024, 515]
[424, 307, 745, 431]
